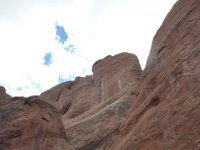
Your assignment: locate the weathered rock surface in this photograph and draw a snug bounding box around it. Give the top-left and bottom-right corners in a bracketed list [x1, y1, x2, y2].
[40, 52, 142, 149]
[1, 0, 200, 149]
[63, 81, 140, 150]
[0, 96, 71, 150]
[92, 53, 141, 101]
[0, 52, 142, 150]
[0, 86, 11, 105]
[114, 0, 200, 149]
[40, 52, 141, 120]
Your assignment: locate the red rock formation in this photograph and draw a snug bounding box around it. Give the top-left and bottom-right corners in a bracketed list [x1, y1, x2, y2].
[92, 53, 141, 101]
[0, 52, 142, 150]
[1, 0, 200, 149]
[0, 86, 11, 105]
[114, 0, 200, 149]
[40, 52, 142, 149]
[0, 96, 72, 150]
[63, 81, 140, 150]
[41, 52, 141, 120]
[0, 86, 6, 96]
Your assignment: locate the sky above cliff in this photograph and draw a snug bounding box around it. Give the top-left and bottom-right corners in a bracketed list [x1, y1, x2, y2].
[0, 0, 177, 96]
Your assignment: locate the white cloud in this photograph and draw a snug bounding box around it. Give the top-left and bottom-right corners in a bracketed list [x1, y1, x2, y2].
[0, 0, 177, 96]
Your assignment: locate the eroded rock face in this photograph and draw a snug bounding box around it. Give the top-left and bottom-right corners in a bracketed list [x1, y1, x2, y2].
[1, 53, 139, 150]
[40, 52, 142, 149]
[114, 0, 200, 149]
[0, 96, 71, 150]
[63, 81, 140, 150]
[1, 0, 200, 149]
[41, 52, 142, 120]
[92, 53, 141, 101]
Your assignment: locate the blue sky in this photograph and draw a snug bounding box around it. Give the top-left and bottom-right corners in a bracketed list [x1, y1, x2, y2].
[43, 52, 53, 66]
[0, 0, 177, 96]
[55, 23, 68, 44]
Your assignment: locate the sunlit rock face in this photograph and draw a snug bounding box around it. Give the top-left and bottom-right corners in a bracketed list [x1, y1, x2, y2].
[1, 0, 200, 149]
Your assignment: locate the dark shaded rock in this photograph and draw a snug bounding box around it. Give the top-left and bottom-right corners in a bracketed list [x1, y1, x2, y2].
[0, 96, 72, 150]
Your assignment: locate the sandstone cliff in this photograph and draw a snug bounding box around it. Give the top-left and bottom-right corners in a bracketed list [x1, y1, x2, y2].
[40, 52, 142, 150]
[0, 0, 200, 149]
[115, 0, 200, 149]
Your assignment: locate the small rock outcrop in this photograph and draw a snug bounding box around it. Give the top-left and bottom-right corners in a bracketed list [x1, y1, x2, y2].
[0, 96, 72, 150]
[0, 86, 11, 104]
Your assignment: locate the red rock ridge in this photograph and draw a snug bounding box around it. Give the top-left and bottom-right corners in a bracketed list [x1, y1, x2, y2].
[1, 0, 200, 149]
[40, 52, 142, 149]
[40, 52, 142, 120]
[115, 0, 200, 149]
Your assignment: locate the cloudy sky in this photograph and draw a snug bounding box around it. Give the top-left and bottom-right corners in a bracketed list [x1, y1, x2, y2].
[0, 0, 177, 96]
